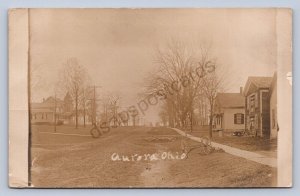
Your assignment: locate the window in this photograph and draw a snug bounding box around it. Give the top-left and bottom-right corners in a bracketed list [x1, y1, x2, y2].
[250, 95, 255, 107]
[234, 113, 244, 124]
[249, 94, 255, 112]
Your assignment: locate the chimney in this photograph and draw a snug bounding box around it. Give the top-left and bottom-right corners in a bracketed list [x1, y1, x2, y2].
[240, 87, 243, 95]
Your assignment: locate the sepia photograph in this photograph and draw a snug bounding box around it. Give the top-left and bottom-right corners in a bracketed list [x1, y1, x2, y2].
[8, 8, 292, 188]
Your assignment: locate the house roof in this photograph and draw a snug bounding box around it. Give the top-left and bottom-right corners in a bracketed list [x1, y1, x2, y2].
[215, 93, 245, 108]
[31, 96, 63, 109]
[44, 96, 63, 104]
[247, 77, 273, 88]
[243, 76, 273, 96]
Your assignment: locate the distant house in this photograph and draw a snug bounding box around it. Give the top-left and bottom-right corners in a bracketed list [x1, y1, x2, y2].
[30, 97, 64, 124]
[213, 90, 245, 135]
[31, 93, 74, 125]
[243, 76, 274, 138]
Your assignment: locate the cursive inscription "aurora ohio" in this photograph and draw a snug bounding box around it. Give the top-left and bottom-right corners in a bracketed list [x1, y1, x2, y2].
[111, 152, 187, 162]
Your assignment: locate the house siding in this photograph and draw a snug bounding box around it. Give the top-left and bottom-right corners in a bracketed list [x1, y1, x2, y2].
[31, 111, 54, 124]
[261, 91, 270, 137]
[222, 108, 245, 133]
[213, 93, 245, 135]
[245, 89, 270, 137]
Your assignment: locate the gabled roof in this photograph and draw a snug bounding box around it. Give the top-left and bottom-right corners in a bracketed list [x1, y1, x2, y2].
[215, 93, 245, 108]
[44, 96, 63, 104]
[31, 96, 63, 109]
[247, 77, 273, 88]
[243, 76, 273, 96]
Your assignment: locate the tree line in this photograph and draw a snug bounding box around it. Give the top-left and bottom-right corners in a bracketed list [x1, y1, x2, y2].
[144, 40, 225, 138]
[55, 58, 122, 129]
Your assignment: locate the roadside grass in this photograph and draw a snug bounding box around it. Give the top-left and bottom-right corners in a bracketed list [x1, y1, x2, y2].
[31, 126, 277, 187]
[31, 126, 159, 187]
[31, 124, 95, 148]
[147, 127, 179, 135]
[31, 125, 139, 147]
[31, 124, 93, 135]
[151, 127, 277, 187]
[187, 129, 277, 152]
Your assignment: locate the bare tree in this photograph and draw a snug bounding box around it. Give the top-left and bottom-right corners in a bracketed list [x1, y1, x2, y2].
[59, 58, 89, 129]
[109, 93, 121, 127]
[101, 92, 122, 127]
[201, 71, 223, 138]
[196, 95, 209, 125]
[146, 39, 214, 132]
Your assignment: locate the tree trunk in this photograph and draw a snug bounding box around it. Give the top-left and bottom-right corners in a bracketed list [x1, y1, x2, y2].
[209, 104, 213, 139]
[204, 102, 207, 125]
[133, 116, 136, 127]
[190, 109, 193, 132]
[180, 117, 185, 130]
[168, 115, 173, 127]
[209, 101, 214, 139]
[209, 116, 213, 139]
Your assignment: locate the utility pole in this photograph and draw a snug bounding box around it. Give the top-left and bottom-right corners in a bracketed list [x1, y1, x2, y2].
[112, 99, 119, 127]
[83, 90, 86, 127]
[88, 85, 101, 126]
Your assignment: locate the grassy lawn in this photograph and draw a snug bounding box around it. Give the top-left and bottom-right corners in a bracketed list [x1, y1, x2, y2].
[31, 124, 96, 150]
[31, 126, 277, 187]
[31, 124, 93, 135]
[145, 127, 277, 187]
[188, 129, 277, 153]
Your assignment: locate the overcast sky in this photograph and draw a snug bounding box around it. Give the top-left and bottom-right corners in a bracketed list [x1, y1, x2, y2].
[30, 9, 277, 123]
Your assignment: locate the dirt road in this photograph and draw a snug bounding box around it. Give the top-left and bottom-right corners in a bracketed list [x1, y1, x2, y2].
[31, 126, 277, 187]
